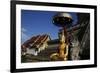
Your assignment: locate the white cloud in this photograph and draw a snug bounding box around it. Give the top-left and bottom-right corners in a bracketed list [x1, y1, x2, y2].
[22, 27, 27, 32]
[21, 27, 29, 44]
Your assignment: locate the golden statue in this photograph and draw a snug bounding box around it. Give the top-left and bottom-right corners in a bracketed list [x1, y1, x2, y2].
[50, 29, 68, 61]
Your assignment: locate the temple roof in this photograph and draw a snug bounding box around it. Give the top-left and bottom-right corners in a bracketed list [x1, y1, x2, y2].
[21, 34, 51, 50]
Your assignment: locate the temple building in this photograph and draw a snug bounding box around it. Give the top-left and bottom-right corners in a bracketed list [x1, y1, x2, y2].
[21, 34, 51, 56]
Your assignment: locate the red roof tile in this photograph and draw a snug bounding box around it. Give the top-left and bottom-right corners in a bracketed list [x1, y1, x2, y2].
[21, 34, 50, 50]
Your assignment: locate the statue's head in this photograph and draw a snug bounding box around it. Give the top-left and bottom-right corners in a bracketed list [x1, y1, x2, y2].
[58, 29, 65, 43]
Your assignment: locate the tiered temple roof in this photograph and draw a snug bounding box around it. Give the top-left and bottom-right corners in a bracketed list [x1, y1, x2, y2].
[21, 34, 50, 50]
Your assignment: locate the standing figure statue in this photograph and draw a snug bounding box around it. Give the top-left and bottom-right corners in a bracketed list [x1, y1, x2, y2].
[58, 29, 69, 60]
[50, 29, 68, 61]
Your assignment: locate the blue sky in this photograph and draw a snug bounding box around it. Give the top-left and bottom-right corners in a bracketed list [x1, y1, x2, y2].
[21, 10, 78, 44]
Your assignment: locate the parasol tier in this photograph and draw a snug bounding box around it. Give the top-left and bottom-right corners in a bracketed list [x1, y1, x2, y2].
[53, 13, 73, 28]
